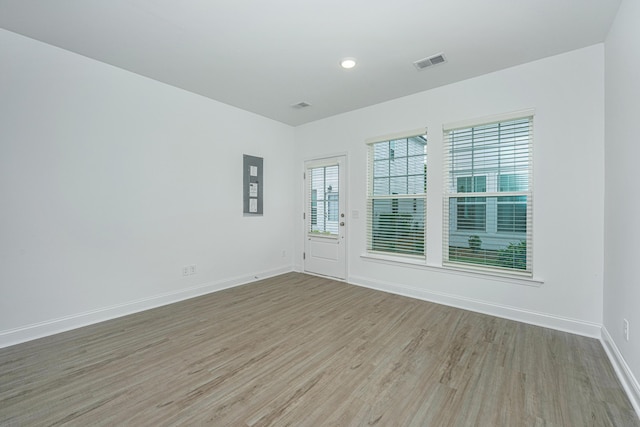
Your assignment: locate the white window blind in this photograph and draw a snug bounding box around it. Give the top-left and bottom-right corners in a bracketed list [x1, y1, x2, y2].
[367, 131, 427, 257]
[443, 112, 533, 274]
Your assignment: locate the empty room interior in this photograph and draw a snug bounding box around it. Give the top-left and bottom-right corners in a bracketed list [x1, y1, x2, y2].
[1, 0, 640, 425]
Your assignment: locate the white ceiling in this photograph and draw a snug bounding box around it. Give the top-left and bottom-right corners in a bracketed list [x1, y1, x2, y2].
[0, 0, 621, 126]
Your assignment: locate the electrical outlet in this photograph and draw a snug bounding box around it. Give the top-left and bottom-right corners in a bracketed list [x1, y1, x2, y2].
[182, 266, 189, 276]
[189, 264, 196, 275]
[623, 319, 630, 341]
[282, 250, 286, 258]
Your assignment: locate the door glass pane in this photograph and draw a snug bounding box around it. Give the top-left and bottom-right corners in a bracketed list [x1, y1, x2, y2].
[309, 165, 339, 236]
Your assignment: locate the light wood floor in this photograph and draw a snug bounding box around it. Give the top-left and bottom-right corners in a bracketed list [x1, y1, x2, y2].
[1, 273, 638, 426]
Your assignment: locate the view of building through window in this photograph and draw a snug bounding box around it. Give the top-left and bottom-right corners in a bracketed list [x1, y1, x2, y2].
[367, 134, 427, 256]
[444, 116, 532, 272]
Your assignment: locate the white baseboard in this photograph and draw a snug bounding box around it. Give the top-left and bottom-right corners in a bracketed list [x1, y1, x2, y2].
[601, 327, 640, 418]
[0, 266, 293, 349]
[348, 274, 602, 338]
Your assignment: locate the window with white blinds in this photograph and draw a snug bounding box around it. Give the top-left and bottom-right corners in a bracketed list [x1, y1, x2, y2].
[443, 112, 533, 275]
[367, 131, 427, 257]
[309, 164, 339, 236]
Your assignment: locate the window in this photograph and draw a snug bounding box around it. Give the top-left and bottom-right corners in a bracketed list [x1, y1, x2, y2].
[456, 176, 486, 231]
[327, 193, 339, 222]
[443, 113, 533, 274]
[309, 165, 339, 235]
[497, 174, 527, 233]
[311, 190, 318, 226]
[367, 130, 427, 257]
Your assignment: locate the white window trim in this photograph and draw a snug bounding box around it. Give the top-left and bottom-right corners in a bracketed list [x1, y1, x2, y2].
[365, 128, 428, 145]
[360, 252, 543, 287]
[443, 109, 535, 132]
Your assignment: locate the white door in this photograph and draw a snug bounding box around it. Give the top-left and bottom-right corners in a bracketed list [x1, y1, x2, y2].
[304, 156, 346, 279]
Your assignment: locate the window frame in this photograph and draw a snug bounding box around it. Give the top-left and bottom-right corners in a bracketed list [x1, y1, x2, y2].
[366, 129, 427, 259]
[442, 110, 534, 276]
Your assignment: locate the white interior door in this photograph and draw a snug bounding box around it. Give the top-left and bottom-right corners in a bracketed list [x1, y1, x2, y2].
[304, 156, 346, 279]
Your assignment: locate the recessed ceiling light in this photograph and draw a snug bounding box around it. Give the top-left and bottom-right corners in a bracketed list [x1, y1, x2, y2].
[340, 58, 357, 69]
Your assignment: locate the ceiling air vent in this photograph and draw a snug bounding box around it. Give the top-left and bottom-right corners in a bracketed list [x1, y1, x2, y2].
[413, 53, 447, 71]
[291, 101, 311, 109]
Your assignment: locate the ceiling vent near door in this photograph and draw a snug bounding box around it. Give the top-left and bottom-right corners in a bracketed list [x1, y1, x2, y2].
[413, 53, 447, 71]
[291, 101, 312, 109]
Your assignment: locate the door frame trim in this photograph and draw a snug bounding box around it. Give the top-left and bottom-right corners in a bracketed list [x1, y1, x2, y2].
[302, 153, 348, 279]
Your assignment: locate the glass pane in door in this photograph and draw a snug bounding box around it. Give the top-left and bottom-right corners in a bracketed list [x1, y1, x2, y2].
[309, 165, 339, 236]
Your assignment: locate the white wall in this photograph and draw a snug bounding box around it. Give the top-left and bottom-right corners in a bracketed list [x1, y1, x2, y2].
[604, 0, 640, 412]
[295, 45, 605, 336]
[0, 29, 295, 347]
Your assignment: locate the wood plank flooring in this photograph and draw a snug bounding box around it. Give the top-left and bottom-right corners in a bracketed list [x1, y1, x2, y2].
[0, 272, 638, 426]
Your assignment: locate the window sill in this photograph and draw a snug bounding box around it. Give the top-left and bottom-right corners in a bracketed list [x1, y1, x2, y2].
[360, 253, 543, 287]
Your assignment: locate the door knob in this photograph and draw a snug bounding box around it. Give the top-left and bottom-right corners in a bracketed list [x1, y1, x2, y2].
[340, 222, 345, 226]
